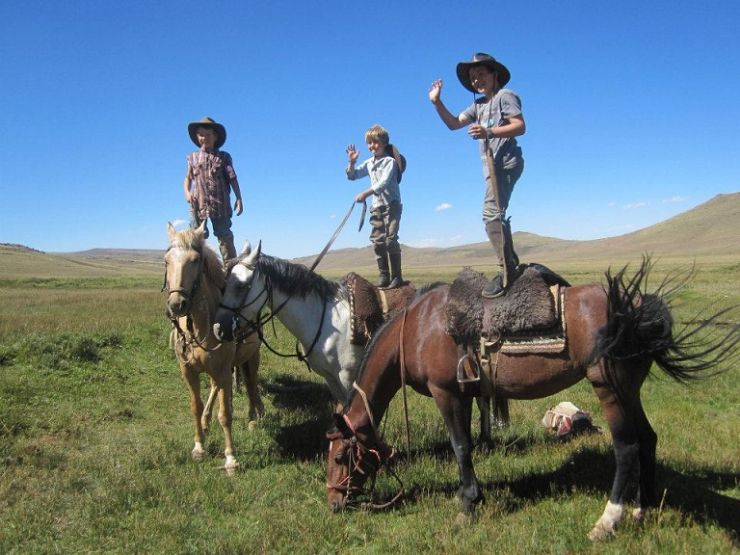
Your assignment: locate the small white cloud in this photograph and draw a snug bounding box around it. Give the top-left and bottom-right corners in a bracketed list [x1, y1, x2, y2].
[608, 202, 616, 207]
[171, 219, 188, 229]
[449, 234, 464, 242]
[435, 202, 453, 212]
[329, 214, 336, 220]
[662, 195, 687, 203]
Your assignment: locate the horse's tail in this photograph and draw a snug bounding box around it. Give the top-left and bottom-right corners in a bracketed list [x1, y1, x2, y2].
[594, 256, 740, 391]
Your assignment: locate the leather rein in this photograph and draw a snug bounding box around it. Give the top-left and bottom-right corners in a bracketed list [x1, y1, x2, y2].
[217, 199, 365, 368]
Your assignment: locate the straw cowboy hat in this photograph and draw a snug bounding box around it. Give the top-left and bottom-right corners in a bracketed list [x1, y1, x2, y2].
[456, 53, 511, 93]
[188, 117, 227, 149]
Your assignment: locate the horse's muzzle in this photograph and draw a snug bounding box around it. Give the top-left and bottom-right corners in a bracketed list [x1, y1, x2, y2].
[167, 294, 190, 318]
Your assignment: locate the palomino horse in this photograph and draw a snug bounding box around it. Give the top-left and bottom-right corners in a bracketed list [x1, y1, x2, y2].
[326, 260, 739, 540]
[164, 223, 264, 471]
[213, 241, 418, 403]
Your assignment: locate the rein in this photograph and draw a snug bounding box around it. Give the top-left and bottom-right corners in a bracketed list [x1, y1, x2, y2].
[326, 414, 405, 511]
[219, 197, 365, 366]
[163, 247, 222, 358]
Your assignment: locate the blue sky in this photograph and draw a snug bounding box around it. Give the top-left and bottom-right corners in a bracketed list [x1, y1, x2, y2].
[2, 1, 739, 258]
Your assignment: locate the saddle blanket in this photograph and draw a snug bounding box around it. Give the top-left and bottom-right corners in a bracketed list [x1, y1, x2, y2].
[445, 264, 570, 354]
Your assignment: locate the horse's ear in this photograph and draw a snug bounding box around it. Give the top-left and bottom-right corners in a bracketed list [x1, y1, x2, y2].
[195, 220, 207, 238]
[240, 240, 252, 257]
[334, 413, 353, 439]
[242, 240, 261, 268]
[167, 222, 177, 241]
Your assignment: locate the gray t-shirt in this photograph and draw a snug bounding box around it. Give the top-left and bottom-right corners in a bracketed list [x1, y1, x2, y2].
[462, 88, 523, 175]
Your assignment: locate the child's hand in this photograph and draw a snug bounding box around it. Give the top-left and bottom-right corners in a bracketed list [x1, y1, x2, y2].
[346, 144, 360, 163]
[428, 80, 443, 104]
[467, 124, 488, 140]
[234, 197, 243, 216]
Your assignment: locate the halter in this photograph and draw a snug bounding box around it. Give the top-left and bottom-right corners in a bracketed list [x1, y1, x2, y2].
[326, 414, 404, 511]
[163, 244, 221, 357]
[218, 257, 329, 369]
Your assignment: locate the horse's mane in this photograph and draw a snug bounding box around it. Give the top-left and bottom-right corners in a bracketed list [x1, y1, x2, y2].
[255, 254, 343, 302]
[170, 228, 225, 290]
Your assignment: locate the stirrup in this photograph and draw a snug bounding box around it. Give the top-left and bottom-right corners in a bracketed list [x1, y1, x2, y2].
[481, 275, 506, 298]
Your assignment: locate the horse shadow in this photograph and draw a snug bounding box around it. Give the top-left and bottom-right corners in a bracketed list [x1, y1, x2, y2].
[401, 446, 739, 541]
[263, 375, 335, 460]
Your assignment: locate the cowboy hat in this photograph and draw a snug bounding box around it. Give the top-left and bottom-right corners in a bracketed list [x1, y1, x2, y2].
[456, 53, 511, 93]
[188, 117, 227, 149]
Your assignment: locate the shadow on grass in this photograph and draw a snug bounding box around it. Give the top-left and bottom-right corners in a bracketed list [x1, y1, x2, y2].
[264, 374, 335, 460]
[398, 447, 739, 542]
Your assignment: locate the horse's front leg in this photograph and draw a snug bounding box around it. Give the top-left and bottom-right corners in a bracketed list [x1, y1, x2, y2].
[215, 373, 238, 473]
[431, 385, 483, 520]
[181, 366, 206, 462]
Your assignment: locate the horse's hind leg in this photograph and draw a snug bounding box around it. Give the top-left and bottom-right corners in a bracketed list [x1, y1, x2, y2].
[432, 386, 483, 520]
[493, 393, 510, 427]
[201, 378, 218, 432]
[588, 368, 642, 541]
[476, 396, 492, 446]
[633, 400, 658, 521]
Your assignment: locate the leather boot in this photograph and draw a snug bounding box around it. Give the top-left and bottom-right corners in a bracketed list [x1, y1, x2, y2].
[388, 252, 404, 289]
[218, 234, 237, 263]
[502, 217, 520, 268]
[482, 220, 517, 298]
[376, 255, 390, 288]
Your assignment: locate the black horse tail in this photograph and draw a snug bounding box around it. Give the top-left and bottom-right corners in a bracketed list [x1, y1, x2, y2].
[594, 256, 740, 398]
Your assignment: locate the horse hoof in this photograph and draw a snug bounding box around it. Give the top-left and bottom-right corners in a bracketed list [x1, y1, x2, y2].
[587, 523, 614, 542]
[453, 512, 474, 528]
[192, 447, 206, 462]
[632, 507, 645, 523]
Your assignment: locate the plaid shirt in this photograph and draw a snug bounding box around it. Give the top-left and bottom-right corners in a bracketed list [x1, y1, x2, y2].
[187, 149, 237, 219]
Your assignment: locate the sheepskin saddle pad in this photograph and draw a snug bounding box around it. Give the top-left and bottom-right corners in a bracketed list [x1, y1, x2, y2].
[445, 264, 570, 346]
[342, 272, 416, 346]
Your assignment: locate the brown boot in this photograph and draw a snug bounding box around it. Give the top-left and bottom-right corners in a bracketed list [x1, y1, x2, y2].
[218, 233, 237, 263]
[482, 220, 517, 298]
[388, 252, 404, 289]
[376, 255, 390, 288]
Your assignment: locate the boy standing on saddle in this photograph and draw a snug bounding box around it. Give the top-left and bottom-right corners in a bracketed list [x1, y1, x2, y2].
[346, 124, 406, 289]
[183, 117, 243, 262]
[429, 53, 525, 298]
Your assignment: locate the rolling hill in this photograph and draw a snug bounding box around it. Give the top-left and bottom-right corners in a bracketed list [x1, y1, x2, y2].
[1, 192, 738, 280]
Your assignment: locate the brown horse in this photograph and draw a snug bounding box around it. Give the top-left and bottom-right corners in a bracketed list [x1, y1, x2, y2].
[326, 259, 739, 540]
[165, 223, 264, 472]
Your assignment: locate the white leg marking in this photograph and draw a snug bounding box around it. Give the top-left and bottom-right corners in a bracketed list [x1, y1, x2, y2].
[588, 500, 624, 541]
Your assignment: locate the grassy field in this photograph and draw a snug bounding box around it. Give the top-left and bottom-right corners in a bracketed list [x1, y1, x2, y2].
[1, 258, 738, 554]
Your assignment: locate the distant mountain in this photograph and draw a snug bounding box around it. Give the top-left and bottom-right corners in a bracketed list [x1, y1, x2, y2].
[2, 193, 738, 279]
[294, 192, 740, 270]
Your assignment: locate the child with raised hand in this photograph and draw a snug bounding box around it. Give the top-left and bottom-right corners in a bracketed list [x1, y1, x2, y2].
[429, 53, 525, 298]
[346, 124, 406, 289]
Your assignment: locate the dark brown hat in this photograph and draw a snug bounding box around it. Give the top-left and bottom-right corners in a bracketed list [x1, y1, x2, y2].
[456, 52, 511, 93]
[188, 117, 227, 149]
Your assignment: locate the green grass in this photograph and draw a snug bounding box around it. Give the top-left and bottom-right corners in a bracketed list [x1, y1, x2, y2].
[1, 260, 738, 554]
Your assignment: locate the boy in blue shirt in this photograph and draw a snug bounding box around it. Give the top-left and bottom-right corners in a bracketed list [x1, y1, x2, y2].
[346, 124, 406, 288]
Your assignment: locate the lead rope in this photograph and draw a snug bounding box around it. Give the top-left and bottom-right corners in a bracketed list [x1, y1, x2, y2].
[398, 308, 411, 458]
